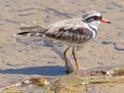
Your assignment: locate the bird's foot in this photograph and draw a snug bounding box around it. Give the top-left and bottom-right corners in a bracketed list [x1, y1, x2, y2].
[74, 64, 79, 72]
[65, 69, 73, 74]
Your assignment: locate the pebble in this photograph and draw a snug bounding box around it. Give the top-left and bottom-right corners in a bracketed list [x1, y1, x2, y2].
[118, 31, 124, 37]
[113, 42, 124, 51]
[102, 40, 113, 45]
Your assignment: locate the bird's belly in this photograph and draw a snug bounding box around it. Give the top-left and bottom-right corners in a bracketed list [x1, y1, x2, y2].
[44, 35, 89, 48]
[45, 33, 92, 47]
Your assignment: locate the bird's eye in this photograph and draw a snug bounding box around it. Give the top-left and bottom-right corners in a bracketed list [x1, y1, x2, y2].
[83, 15, 102, 23]
[92, 16, 99, 20]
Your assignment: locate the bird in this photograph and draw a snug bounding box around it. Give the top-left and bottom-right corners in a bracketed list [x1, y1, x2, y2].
[15, 11, 111, 74]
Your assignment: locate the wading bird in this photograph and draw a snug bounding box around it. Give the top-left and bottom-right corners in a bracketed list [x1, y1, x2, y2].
[16, 11, 111, 74]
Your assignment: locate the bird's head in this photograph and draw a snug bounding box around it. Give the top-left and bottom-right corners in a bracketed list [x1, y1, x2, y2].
[83, 11, 111, 27]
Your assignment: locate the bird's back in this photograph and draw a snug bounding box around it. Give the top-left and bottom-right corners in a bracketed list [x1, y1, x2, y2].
[46, 18, 93, 45]
[16, 18, 94, 47]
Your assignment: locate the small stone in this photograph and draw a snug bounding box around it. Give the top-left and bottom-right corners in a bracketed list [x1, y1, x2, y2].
[113, 42, 124, 51]
[102, 40, 113, 45]
[118, 31, 124, 37]
[31, 21, 37, 25]
[12, 33, 17, 37]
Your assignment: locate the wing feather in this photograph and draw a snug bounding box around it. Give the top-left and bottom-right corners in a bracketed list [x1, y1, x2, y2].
[46, 18, 93, 44]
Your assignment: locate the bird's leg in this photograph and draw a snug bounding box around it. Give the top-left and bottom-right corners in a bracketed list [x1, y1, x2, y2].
[72, 47, 79, 71]
[63, 47, 70, 74]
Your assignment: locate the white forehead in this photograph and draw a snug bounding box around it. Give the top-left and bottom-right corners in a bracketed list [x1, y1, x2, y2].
[93, 12, 101, 17]
[83, 11, 102, 19]
[87, 12, 101, 17]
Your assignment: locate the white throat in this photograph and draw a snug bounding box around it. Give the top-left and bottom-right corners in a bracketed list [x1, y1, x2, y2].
[88, 21, 100, 31]
[87, 21, 100, 38]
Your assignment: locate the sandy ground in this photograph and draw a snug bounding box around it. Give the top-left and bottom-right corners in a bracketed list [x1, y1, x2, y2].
[0, 0, 124, 92]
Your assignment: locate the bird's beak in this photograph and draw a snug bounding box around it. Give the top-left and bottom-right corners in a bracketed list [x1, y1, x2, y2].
[100, 18, 111, 24]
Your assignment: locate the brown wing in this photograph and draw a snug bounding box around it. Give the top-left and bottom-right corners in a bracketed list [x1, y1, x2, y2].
[45, 27, 93, 44]
[45, 18, 93, 44]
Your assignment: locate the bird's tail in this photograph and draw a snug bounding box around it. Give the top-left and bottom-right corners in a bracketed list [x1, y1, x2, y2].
[14, 26, 48, 37]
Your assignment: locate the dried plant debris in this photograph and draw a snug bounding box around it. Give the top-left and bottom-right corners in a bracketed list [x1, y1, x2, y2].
[0, 77, 50, 91]
[60, 74, 124, 86]
[1, 67, 124, 93]
[27, 77, 50, 87]
[0, 91, 24, 93]
[48, 75, 124, 93]
[88, 65, 124, 77]
[49, 79, 85, 93]
[88, 69, 107, 76]
[107, 68, 124, 76]
[48, 66, 124, 93]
